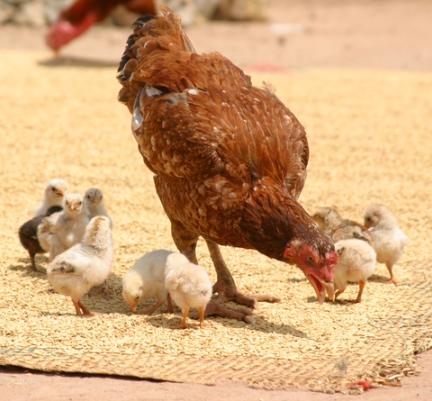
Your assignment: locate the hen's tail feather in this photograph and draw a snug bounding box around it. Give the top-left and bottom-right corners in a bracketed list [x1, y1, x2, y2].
[117, 7, 195, 81]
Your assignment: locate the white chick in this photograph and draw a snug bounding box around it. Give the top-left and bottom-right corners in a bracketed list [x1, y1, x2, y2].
[47, 216, 113, 316]
[84, 187, 112, 228]
[364, 204, 408, 284]
[49, 193, 89, 261]
[34, 178, 67, 217]
[122, 249, 174, 314]
[164, 252, 212, 329]
[37, 210, 62, 252]
[334, 239, 377, 303]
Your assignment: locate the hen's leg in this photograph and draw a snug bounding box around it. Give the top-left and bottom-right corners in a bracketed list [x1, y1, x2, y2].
[171, 222, 252, 322]
[207, 240, 280, 308]
[171, 220, 198, 264]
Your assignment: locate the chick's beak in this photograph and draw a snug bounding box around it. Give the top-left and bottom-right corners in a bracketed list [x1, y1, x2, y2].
[129, 302, 137, 313]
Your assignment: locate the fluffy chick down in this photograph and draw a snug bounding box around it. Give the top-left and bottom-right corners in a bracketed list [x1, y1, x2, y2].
[122, 249, 173, 314]
[49, 193, 89, 261]
[334, 239, 377, 303]
[84, 187, 113, 228]
[47, 216, 113, 316]
[164, 252, 212, 328]
[34, 178, 67, 217]
[364, 204, 408, 284]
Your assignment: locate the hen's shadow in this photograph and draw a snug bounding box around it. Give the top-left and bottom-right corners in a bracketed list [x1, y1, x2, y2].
[147, 310, 309, 338]
[38, 56, 118, 69]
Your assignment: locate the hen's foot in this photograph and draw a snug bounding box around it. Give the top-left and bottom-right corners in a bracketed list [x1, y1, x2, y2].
[213, 282, 280, 309]
[205, 299, 253, 323]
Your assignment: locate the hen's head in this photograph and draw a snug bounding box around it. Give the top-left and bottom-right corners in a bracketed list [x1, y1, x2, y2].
[283, 235, 337, 303]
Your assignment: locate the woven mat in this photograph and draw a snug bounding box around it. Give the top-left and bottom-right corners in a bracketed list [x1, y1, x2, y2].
[1, 52, 431, 392]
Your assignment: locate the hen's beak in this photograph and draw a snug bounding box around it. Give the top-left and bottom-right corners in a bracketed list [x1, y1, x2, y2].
[325, 282, 335, 302]
[306, 274, 334, 304]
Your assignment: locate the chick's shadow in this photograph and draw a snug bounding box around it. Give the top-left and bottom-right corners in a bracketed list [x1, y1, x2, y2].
[8, 257, 49, 279]
[82, 272, 131, 314]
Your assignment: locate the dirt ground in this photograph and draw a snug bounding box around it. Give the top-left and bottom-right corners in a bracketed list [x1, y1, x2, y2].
[1, 0, 432, 399]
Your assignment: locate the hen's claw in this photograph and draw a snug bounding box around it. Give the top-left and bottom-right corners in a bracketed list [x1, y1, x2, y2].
[205, 300, 253, 323]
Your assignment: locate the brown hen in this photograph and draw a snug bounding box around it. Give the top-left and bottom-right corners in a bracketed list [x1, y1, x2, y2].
[118, 7, 337, 322]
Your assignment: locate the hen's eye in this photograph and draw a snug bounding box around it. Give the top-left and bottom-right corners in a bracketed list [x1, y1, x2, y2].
[306, 256, 314, 266]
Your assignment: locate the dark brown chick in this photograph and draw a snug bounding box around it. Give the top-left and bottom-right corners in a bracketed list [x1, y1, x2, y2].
[18, 205, 63, 271]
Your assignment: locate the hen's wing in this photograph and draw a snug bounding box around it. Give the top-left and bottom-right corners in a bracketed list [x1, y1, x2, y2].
[118, 11, 308, 199]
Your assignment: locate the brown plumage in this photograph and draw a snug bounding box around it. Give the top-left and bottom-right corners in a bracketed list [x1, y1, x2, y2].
[118, 8, 337, 321]
[18, 205, 63, 271]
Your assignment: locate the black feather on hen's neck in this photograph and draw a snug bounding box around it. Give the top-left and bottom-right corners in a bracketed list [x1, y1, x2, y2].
[239, 180, 330, 261]
[117, 15, 156, 74]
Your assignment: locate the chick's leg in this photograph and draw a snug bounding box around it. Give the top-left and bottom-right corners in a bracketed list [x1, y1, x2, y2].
[29, 252, 37, 271]
[386, 262, 398, 285]
[72, 299, 82, 316]
[207, 240, 280, 308]
[356, 280, 366, 303]
[78, 300, 94, 317]
[180, 306, 190, 329]
[198, 306, 205, 328]
[166, 293, 174, 313]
